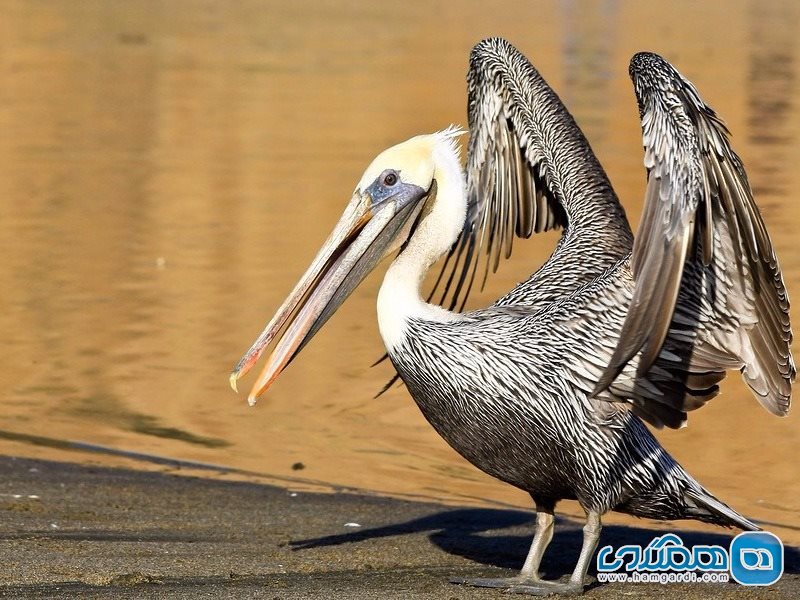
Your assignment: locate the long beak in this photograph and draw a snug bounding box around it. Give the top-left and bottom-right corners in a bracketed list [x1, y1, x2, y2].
[230, 186, 427, 405]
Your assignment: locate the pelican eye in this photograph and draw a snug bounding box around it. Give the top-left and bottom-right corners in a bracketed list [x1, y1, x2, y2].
[365, 170, 405, 204]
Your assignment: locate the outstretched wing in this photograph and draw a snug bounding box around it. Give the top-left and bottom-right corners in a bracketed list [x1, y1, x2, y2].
[428, 40, 565, 313]
[429, 37, 631, 313]
[593, 52, 794, 422]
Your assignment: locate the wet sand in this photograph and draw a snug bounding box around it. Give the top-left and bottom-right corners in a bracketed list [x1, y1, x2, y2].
[0, 456, 796, 599]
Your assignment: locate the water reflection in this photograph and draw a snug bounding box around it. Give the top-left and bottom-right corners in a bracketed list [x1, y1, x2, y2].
[0, 1, 797, 544]
[745, 0, 797, 200]
[561, 0, 617, 148]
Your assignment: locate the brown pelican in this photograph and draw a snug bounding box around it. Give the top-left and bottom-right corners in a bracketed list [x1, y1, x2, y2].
[230, 39, 793, 595]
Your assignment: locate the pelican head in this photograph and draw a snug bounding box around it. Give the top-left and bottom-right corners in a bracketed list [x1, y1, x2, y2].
[230, 129, 462, 404]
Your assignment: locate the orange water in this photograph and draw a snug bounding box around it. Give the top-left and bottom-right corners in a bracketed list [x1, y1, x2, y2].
[0, 0, 798, 544]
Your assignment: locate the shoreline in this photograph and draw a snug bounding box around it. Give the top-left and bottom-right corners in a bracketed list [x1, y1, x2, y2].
[0, 455, 796, 598]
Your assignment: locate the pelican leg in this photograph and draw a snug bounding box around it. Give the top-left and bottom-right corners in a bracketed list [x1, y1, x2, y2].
[452, 509, 602, 596]
[520, 508, 556, 577]
[568, 511, 602, 588]
[451, 507, 555, 590]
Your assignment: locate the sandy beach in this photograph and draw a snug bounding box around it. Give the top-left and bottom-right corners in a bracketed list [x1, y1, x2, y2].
[0, 456, 795, 599]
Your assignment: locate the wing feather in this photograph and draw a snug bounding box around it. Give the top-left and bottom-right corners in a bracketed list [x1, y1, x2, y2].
[593, 52, 794, 423]
[428, 41, 572, 313]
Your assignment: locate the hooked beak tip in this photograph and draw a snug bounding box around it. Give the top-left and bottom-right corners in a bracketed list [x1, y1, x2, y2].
[229, 372, 240, 393]
[247, 393, 258, 407]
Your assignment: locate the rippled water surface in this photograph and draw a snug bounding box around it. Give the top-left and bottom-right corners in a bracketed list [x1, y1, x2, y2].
[1, 0, 798, 543]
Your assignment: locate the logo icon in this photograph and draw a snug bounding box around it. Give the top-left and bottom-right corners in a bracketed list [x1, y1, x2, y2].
[730, 531, 783, 586]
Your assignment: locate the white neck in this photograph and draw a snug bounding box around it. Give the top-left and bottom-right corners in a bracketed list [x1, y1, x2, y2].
[377, 141, 467, 352]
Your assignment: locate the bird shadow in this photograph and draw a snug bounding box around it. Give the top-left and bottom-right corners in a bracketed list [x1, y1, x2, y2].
[290, 507, 799, 579]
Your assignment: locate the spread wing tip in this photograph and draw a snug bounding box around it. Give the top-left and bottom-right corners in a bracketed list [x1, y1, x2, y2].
[597, 51, 794, 425]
